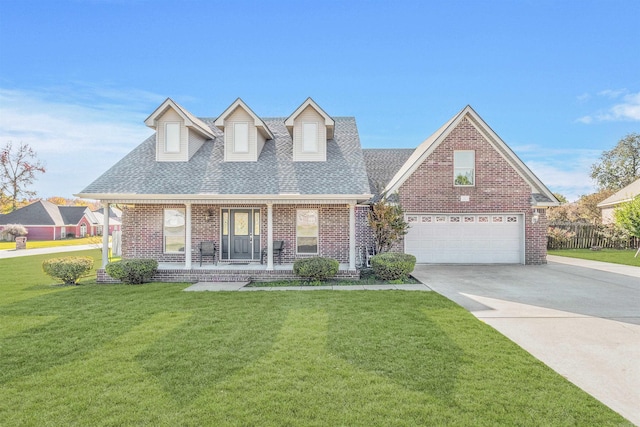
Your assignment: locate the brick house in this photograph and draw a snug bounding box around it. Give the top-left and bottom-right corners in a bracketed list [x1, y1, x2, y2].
[76, 99, 557, 283]
[0, 200, 121, 241]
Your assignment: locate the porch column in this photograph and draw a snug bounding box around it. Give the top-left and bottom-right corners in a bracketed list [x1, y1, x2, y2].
[349, 203, 356, 270]
[101, 202, 110, 268]
[185, 203, 192, 270]
[267, 203, 274, 270]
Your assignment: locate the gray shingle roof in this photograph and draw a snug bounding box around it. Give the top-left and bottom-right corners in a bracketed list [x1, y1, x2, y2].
[0, 200, 86, 226]
[79, 117, 371, 198]
[362, 148, 415, 197]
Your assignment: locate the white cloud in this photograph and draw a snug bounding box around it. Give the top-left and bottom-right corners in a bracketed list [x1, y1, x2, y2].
[576, 89, 640, 123]
[514, 145, 601, 202]
[0, 86, 159, 198]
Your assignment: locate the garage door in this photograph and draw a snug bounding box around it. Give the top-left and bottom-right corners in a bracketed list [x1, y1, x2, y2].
[404, 214, 524, 264]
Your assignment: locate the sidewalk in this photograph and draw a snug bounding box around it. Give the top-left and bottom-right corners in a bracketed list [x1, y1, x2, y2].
[547, 254, 640, 279]
[0, 244, 100, 259]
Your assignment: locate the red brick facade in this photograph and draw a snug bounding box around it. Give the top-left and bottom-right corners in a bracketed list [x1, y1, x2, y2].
[397, 118, 547, 264]
[122, 203, 370, 265]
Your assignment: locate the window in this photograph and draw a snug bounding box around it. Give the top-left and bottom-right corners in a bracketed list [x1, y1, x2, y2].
[302, 122, 318, 152]
[454, 150, 475, 186]
[296, 209, 318, 254]
[234, 122, 249, 153]
[164, 208, 185, 253]
[165, 122, 180, 153]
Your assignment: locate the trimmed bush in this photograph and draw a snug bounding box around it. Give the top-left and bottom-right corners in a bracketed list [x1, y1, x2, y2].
[370, 252, 416, 281]
[293, 257, 339, 281]
[106, 259, 158, 285]
[42, 256, 94, 285]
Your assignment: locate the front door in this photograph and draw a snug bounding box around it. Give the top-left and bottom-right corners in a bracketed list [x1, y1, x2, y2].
[222, 208, 261, 260]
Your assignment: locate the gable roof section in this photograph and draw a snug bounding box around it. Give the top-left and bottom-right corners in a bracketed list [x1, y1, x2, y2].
[144, 98, 215, 139]
[362, 148, 415, 197]
[77, 117, 372, 201]
[0, 200, 64, 226]
[384, 105, 559, 207]
[284, 97, 335, 139]
[597, 177, 640, 208]
[213, 98, 274, 140]
[59, 206, 96, 225]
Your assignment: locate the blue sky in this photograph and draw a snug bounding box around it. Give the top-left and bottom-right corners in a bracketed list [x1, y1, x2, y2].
[1, 0, 639, 202]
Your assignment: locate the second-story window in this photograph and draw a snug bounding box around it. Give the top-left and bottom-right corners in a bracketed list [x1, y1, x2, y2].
[454, 150, 475, 186]
[302, 122, 318, 152]
[234, 122, 249, 153]
[165, 122, 180, 153]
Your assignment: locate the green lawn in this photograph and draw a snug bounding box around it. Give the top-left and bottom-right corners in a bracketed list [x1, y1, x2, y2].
[0, 236, 104, 251]
[549, 248, 640, 267]
[0, 253, 630, 426]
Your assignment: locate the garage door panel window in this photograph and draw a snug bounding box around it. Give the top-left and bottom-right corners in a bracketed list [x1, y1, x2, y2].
[454, 150, 475, 186]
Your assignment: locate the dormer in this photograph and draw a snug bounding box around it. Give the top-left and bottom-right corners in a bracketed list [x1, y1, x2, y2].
[213, 98, 274, 162]
[144, 98, 215, 162]
[285, 98, 335, 162]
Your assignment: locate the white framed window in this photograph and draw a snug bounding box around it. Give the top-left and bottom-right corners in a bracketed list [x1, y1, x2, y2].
[302, 122, 318, 152]
[165, 122, 180, 153]
[454, 150, 475, 186]
[164, 208, 185, 253]
[296, 209, 318, 254]
[234, 122, 249, 153]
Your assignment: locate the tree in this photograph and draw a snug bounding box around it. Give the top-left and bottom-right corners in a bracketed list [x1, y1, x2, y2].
[1, 142, 46, 212]
[590, 133, 640, 190]
[1, 223, 28, 241]
[547, 189, 614, 224]
[367, 197, 410, 254]
[614, 196, 640, 256]
[553, 193, 568, 204]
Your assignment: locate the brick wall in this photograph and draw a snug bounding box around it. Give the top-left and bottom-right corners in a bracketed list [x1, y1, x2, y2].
[122, 203, 357, 264]
[397, 117, 547, 264]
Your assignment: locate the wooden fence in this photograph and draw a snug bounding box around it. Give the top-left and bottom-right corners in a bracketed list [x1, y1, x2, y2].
[547, 222, 638, 250]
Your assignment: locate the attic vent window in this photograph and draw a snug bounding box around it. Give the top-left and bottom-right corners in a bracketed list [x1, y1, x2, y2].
[165, 122, 180, 153]
[302, 122, 318, 152]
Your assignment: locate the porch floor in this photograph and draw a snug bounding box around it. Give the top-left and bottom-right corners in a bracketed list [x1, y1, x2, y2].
[157, 262, 354, 271]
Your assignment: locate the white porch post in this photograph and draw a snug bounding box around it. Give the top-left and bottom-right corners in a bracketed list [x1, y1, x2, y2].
[185, 203, 192, 270]
[101, 202, 110, 268]
[267, 203, 274, 271]
[349, 203, 356, 270]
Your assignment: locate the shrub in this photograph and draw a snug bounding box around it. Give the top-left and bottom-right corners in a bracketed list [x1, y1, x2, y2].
[42, 256, 94, 285]
[547, 227, 576, 249]
[293, 257, 339, 281]
[1, 223, 28, 240]
[105, 259, 158, 285]
[370, 252, 416, 281]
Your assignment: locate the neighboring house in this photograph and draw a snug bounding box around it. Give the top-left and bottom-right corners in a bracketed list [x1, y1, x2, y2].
[76, 98, 558, 283]
[0, 200, 103, 240]
[597, 178, 640, 224]
[92, 206, 123, 236]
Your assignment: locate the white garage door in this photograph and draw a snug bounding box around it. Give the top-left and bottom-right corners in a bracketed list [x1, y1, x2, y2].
[404, 214, 524, 264]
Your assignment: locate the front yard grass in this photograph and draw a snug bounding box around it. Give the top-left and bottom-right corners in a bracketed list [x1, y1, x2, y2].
[0, 236, 103, 251]
[549, 248, 640, 267]
[0, 253, 630, 426]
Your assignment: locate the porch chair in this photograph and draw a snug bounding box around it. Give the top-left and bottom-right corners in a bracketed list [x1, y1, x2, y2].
[199, 241, 217, 266]
[261, 240, 285, 264]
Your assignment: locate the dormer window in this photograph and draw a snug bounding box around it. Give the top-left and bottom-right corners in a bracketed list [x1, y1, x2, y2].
[285, 98, 334, 162]
[302, 122, 318, 152]
[234, 122, 249, 153]
[165, 122, 180, 153]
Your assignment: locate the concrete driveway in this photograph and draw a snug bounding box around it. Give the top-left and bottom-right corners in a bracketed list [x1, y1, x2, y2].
[411, 258, 640, 425]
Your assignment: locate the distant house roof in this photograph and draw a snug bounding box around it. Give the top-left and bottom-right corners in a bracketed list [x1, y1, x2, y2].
[77, 117, 372, 201]
[0, 200, 94, 226]
[597, 178, 640, 208]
